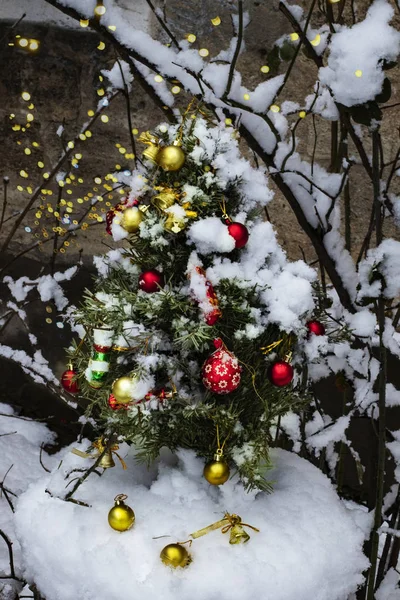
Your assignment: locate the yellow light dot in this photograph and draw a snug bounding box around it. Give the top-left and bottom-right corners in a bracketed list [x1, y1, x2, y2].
[108, 25, 116, 31]
[270, 104, 280, 113]
[19, 170, 28, 178]
[58, 181, 65, 187]
[85, 131, 92, 138]
[80, 19, 89, 27]
[243, 93, 250, 101]
[75, 153, 82, 160]
[77, 198, 84, 204]
[26, 114, 34, 122]
[132, 128, 139, 135]
[260, 65, 270, 74]
[97, 41, 106, 50]
[43, 172, 50, 179]
[299, 111, 307, 118]
[35, 212, 42, 218]
[78, 178, 83, 183]
[97, 88, 105, 96]
[94, 177, 102, 184]
[66, 178, 71, 184]
[12, 125, 21, 131]
[32, 142, 39, 147]
[66, 207, 73, 214]
[154, 75, 163, 83]
[87, 110, 95, 117]
[115, 164, 121, 170]
[37, 161, 44, 168]
[9, 114, 15, 119]
[99, 75, 103, 82]
[101, 114, 109, 123]
[355, 70, 363, 77]
[25, 124, 30, 129]
[66, 189, 73, 195]
[119, 147, 126, 154]
[26, 186, 32, 193]
[290, 33, 299, 41]
[24, 148, 31, 155]
[47, 207, 54, 213]
[79, 133, 87, 141]
[94, 4, 106, 16]
[21, 92, 31, 101]
[171, 86, 181, 94]
[310, 34, 321, 46]
[18, 38, 28, 48]
[71, 158, 78, 166]
[28, 103, 34, 109]
[186, 34, 196, 43]
[329, 0, 341, 3]
[28, 40, 39, 51]
[211, 16, 221, 26]
[67, 141, 75, 149]
[225, 118, 232, 125]
[199, 48, 209, 57]
[17, 185, 24, 191]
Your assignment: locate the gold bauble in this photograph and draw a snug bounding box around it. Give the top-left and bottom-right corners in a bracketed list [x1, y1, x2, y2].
[111, 376, 134, 404]
[160, 543, 191, 568]
[108, 494, 135, 532]
[121, 207, 144, 233]
[203, 454, 230, 486]
[156, 145, 186, 171]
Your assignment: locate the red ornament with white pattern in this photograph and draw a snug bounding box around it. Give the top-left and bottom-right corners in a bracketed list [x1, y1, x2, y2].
[202, 338, 241, 395]
[306, 320, 325, 336]
[193, 266, 222, 326]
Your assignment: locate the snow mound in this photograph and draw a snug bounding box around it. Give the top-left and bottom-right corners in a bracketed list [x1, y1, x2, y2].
[15, 448, 368, 600]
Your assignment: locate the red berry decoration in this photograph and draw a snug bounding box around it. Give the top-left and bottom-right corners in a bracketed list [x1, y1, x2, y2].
[106, 201, 125, 235]
[227, 222, 249, 249]
[138, 269, 164, 293]
[108, 394, 130, 410]
[61, 368, 79, 394]
[202, 338, 241, 395]
[268, 360, 294, 387]
[307, 320, 326, 336]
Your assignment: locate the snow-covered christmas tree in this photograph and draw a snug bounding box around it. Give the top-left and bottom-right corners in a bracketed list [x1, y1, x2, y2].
[62, 106, 320, 492]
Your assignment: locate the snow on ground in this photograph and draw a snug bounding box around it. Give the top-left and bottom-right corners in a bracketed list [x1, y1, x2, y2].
[0, 402, 58, 599]
[15, 444, 368, 600]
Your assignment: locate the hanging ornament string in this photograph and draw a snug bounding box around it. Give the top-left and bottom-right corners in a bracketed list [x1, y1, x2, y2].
[219, 197, 230, 222]
[176, 98, 197, 145]
[190, 513, 259, 542]
[237, 357, 265, 404]
[215, 422, 228, 455]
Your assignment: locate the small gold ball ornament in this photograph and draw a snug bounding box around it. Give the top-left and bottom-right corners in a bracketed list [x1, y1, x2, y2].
[120, 206, 144, 233]
[203, 450, 230, 485]
[160, 543, 191, 568]
[111, 376, 134, 404]
[156, 145, 185, 171]
[108, 494, 135, 532]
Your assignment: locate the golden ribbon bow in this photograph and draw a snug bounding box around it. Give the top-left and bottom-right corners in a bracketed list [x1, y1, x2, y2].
[138, 131, 161, 163]
[190, 512, 259, 545]
[71, 437, 127, 470]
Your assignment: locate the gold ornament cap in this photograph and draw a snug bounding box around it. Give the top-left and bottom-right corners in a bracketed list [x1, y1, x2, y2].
[108, 494, 135, 532]
[156, 145, 185, 171]
[112, 376, 134, 404]
[160, 543, 191, 568]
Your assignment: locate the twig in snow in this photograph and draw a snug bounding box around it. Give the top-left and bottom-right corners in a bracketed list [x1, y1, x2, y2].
[223, 0, 244, 99]
[145, 0, 180, 49]
[39, 444, 51, 473]
[0, 529, 21, 581]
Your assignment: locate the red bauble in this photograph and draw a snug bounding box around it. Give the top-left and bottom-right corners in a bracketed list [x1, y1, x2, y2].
[306, 320, 326, 336]
[227, 222, 249, 249]
[202, 338, 241, 395]
[61, 369, 79, 394]
[268, 360, 294, 387]
[108, 394, 130, 410]
[138, 270, 164, 293]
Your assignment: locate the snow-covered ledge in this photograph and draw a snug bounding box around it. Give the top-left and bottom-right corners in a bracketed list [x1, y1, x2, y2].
[15, 446, 369, 600]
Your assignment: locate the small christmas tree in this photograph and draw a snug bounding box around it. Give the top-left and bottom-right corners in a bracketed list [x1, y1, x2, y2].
[63, 105, 317, 491]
